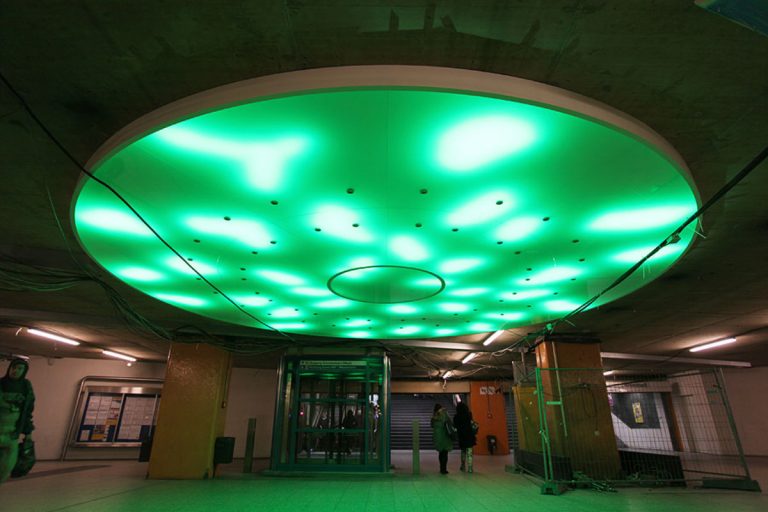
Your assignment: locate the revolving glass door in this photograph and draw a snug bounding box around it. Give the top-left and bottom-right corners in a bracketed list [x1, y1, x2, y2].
[271, 355, 390, 472]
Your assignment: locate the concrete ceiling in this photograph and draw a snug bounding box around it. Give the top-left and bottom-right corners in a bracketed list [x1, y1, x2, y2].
[0, 1, 766, 379]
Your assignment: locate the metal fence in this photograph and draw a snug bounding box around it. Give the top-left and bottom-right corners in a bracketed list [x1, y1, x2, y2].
[513, 367, 760, 494]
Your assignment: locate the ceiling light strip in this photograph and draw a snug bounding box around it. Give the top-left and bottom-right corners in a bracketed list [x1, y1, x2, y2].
[689, 337, 736, 353]
[27, 328, 80, 346]
[482, 330, 505, 346]
[102, 350, 137, 362]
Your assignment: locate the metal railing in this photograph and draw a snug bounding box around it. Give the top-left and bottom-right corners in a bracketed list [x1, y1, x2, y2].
[513, 367, 760, 494]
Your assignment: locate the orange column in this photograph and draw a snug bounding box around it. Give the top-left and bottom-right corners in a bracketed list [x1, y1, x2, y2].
[469, 381, 509, 455]
[148, 342, 232, 479]
[534, 338, 620, 478]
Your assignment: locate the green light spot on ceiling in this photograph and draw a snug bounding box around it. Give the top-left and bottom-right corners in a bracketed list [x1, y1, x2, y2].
[270, 322, 307, 330]
[389, 304, 418, 314]
[155, 126, 308, 191]
[446, 191, 514, 227]
[521, 267, 580, 286]
[437, 115, 536, 171]
[449, 287, 488, 297]
[544, 299, 582, 312]
[237, 296, 270, 307]
[153, 293, 207, 307]
[501, 289, 550, 301]
[292, 287, 332, 297]
[344, 319, 371, 327]
[270, 307, 301, 318]
[389, 236, 429, 262]
[486, 312, 524, 321]
[440, 258, 483, 274]
[78, 209, 152, 236]
[166, 256, 218, 276]
[258, 270, 304, 286]
[590, 206, 693, 231]
[439, 302, 470, 313]
[613, 244, 683, 263]
[73, 69, 699, 340]
[117, 267, 165, 282]
[187, 216, 272, 249]
[495, 217, 539, 242]
[314, 298, 351, 309]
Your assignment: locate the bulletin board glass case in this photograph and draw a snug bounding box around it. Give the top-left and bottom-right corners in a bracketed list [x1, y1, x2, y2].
[63, 377, 163, 455]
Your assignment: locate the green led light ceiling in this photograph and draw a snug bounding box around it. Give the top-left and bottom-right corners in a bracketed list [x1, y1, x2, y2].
[73, 67, 700, 340]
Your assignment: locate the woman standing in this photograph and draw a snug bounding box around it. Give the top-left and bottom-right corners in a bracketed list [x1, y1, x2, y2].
[430, 403, 454, 474]
[453, 402, 477, 473]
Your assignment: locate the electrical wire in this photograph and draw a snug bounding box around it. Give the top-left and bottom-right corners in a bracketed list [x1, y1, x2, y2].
[0, 70, 295, 343]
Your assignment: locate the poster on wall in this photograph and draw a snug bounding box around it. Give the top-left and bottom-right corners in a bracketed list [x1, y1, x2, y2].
[609, 392, 659, 429]
[76, 391, 159, 444]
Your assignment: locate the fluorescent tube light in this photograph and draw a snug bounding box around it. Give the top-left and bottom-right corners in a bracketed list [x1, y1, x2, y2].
[603, 370, 614, 376]
[442, 371, 454, 380]
[102, 350, 137, 362]
[27, 328, 80, 346]
[482, 330, 505, 346]
[689, 337, 736, 353]
[461, 352, 478, 364]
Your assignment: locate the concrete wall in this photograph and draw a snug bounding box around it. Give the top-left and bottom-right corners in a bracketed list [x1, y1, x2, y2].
[20, 356, 166, 460]
[723, 366, 768, 457]
[222, 367, 279, 459]
[15, 356, 279, 461]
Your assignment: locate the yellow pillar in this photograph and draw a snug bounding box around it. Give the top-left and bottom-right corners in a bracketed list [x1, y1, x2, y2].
[148, 343, 232, 479]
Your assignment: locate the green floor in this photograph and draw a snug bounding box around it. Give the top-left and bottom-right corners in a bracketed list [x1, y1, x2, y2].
[2, 453, 766, 512]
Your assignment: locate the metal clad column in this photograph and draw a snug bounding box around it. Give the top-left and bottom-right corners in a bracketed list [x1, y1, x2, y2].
[148, 343, 232, 479]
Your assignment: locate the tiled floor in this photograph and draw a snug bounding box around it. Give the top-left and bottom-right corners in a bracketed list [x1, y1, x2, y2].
[1, 452, 766, 512]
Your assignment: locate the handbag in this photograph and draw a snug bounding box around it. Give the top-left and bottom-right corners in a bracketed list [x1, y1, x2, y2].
[445, 420, 457, 440]
[11, 438, 35, 478]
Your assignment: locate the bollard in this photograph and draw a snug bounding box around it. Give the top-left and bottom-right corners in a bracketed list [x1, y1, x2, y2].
[243, 418, 256, 473]
[412, 418, 420, 474]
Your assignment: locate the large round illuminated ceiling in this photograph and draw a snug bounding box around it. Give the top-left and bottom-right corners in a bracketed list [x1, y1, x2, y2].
[73, 66, 700, 340]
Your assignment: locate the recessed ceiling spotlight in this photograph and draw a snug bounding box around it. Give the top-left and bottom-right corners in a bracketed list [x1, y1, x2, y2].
[689, 337, 736, 353]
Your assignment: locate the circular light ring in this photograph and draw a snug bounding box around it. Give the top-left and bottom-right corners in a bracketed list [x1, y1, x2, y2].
[73, 66, 700, 339]
[327, 265, 446, 304]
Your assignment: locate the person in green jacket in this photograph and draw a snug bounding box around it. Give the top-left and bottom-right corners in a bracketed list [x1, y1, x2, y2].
[430, 403, 454, 474]
[0, 358, 35, 483]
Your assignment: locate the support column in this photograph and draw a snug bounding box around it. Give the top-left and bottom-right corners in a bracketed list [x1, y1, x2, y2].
[148, 342, 232, 479]
[469, 381, 509, 455]
[534, 336, 620, 479]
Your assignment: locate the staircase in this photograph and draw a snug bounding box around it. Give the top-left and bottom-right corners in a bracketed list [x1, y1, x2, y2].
[390, 394, 460, 450]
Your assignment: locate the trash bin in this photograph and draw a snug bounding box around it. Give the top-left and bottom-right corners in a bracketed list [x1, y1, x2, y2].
[138, 437, 153, 462]
[214, 436, 235, 464]
[486, 435, 497, 455]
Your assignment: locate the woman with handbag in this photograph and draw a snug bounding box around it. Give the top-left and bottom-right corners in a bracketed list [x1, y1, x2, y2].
[0, 358, 35, 483]
[453, 402, 477, 473]
[430, 403, 454, 474]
